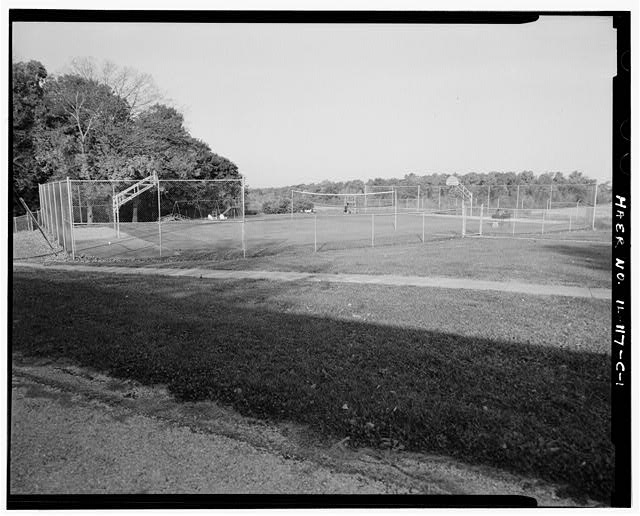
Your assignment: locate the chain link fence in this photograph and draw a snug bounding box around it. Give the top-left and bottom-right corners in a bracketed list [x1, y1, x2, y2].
[35, 178, 610, 260]
[13, 211, 40, 233]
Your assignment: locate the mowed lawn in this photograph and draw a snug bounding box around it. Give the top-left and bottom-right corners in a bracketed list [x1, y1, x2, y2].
[69, 229, 612, 289]
[12, 269, 611, 502]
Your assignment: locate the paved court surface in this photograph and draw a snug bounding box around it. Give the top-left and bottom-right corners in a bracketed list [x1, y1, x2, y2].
[13, 262, 611, 300]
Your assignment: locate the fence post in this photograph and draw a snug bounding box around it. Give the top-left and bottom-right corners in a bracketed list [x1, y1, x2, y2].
[417, 185, 421, 211]
[67, 178, 76, 259]
[515, 184, 520, 214]
[38, 185, 42, 231]
[78, 185, 83, 224]
[314, 213, 317, 252]
[462, 200, 466, 237]
[364, 184, 367, 214]
[487, 185, 490, 211]
[371, 213, 374, 247]
[112, 183, 116, 235]
[157, 179, 162, 258]
[591, 181, 598, 230]
[394, 189, 397, 231]
[512, 210, 516, 235]
[49, 184, 54, 237]
[41, 184, 46, 232]
[59, 182, 67, 252]
[53, 182, 60, 244]
[422, 212, 425, 243]
[479, 204, 483, 235]
[13, 217, 17, 233]
[241, 176, 246, 258]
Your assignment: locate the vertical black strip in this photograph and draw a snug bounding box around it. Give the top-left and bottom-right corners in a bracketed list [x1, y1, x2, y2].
[610, 12, 631, 509]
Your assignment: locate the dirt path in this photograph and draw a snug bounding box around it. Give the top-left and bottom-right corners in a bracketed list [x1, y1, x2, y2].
[10, 357, 588, 504]
[13, 262, 610, 299]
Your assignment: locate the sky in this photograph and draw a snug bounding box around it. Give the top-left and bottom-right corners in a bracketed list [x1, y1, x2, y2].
[12, 16, 617, 188]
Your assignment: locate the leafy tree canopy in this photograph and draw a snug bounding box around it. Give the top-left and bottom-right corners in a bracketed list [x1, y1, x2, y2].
[12, 58, 241, 215]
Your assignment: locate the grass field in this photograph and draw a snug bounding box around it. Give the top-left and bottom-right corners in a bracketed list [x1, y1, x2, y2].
[67, 211, 610, 262]
[53, 229, 612, 289]
[13, 262, 611, 502]
[12, 220, 613, 502]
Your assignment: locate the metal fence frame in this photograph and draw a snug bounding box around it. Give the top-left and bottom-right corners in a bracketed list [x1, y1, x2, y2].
[35, 178, 609, 260]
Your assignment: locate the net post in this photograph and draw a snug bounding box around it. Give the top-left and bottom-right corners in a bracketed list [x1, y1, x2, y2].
[157, 177, 162, 258]
[479, 204, 483, 235]
[66, 177, 76, 259]
[591, 181, 598, 230]
[371, 213, 374, 247]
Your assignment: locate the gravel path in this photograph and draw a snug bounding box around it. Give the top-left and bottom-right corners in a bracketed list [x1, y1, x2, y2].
[11, 366, 391, 494]
[13, 262, 610, 299]
[9, 359, 590, 505]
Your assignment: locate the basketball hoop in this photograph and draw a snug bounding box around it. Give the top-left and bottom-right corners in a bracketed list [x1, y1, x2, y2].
[446, 176, 459, 187]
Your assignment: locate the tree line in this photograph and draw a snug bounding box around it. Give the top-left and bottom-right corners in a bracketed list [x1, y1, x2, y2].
[251, 171, 611, 215]
[12, 58, 241, 217]
[13, 58, 611, 218]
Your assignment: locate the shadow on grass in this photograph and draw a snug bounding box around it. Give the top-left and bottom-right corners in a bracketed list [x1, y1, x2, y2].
[12, 273, 612, 502]
[542, 242, 612, 272]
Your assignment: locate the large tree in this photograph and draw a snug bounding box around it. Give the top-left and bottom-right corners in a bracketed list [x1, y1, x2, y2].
[12, 60, 48, 213]
[14, 57, 247, 223]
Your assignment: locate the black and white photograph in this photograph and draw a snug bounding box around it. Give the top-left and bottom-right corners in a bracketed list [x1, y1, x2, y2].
[7, 4, 634, 510]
